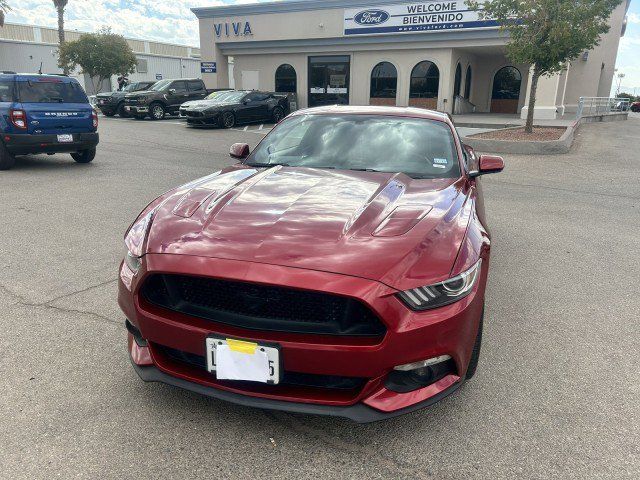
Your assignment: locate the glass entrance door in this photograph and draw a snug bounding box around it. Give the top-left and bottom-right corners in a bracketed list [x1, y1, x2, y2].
[308, 56, 350, 108]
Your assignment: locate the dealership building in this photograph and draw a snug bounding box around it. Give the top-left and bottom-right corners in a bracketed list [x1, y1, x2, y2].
[193, 0, 630, 119]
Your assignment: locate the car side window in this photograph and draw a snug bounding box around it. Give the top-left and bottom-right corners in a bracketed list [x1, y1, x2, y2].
[244, 92, 268, 103]
[187, 80, 204, 92]
[171, 81, 187, 93]
[0, 80, 15, 102]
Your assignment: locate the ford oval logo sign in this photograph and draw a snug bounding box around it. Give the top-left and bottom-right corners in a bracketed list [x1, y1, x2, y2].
[354, 9, 390, 26]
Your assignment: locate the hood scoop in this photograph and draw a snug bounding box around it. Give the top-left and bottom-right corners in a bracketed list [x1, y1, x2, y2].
[373, 204, 432, 237]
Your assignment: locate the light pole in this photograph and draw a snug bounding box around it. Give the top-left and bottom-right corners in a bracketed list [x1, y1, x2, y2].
[615, 73, 625, 97]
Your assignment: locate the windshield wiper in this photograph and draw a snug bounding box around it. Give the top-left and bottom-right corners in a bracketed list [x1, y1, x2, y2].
[245, 162, 290, 167]
[347, 168, 387, 173]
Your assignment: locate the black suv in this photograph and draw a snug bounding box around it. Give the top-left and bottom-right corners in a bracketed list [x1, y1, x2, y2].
[95, 81, 156, 117]
[125, 78, 209, 120]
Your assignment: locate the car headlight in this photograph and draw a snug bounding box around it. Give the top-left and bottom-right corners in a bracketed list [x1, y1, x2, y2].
[123, 209, 156, 274]
[396, 259, 482, 311]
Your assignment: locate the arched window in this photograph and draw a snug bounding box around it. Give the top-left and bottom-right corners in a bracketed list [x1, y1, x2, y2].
[409, 61, 439, 110]
[453, 63, 462, 97]
[370, 62, 398, 106]
[491, 66, 522, 113]
[464, 65, 472, 99]
[275, 64, 297, 93]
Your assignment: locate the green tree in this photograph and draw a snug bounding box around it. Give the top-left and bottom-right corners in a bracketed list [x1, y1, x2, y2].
[53, 1, 69, 74]
[59, 28, 137, 93]
[616, 92, 637, 103]
[0, 1, 11, 27]
[469, 0, 622, 133]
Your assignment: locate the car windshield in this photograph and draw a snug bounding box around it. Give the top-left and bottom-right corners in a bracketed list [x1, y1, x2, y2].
[123, 83, 148, 92]
[217, 91, 248, 103]
[17, 80, 88, 103]
[248, 114, 461, 179]
[150, 79, 172, 91]
[205, 91, 238, 102]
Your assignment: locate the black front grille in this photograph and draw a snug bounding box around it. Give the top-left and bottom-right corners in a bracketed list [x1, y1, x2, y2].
[157, 344, 367, 391]
[185, 111, 204, 117]
[141, 274, 386, 337]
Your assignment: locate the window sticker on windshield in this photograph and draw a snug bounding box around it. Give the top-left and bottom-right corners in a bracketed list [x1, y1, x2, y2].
[433, 158, 448, 168]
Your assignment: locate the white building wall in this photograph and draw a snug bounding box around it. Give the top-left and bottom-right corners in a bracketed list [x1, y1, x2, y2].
[0, 23, 201, 95]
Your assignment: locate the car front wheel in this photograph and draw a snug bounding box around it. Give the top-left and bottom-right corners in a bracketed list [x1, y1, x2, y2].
[272, 107, 284, 123]
[220, 111, 236, 129]
[71, 148, 96, 164]
[117, 102, 129, 118]
[150, 103, 166, 121]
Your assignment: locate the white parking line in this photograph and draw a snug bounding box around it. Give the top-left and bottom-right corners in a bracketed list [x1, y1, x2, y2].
[99, 116, 184, 126]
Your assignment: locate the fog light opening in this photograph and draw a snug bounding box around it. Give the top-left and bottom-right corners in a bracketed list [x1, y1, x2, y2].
[385, 355, 455, 393]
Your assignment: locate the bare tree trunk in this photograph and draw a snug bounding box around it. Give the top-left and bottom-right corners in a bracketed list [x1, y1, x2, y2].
[525, 66, 540, 134]
[57, 6, 69, 75]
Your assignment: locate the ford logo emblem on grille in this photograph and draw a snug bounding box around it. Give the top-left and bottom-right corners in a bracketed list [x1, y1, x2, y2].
[354, 9, 390, 26]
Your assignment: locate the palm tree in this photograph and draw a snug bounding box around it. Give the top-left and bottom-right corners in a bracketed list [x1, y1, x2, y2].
[53, 0, 68, 43]
[0, 1, 11, 27]
[53, 0, 69, 73]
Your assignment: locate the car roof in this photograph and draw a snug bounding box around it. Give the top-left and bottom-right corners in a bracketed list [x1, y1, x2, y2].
[290, 104, 451, 123]
[0, 73, 79, 83]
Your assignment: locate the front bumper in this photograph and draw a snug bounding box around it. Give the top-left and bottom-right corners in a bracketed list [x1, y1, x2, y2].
[4, 132, 99, 155]
[129, 340, 462, 423]
[183, 111, 221, 126]
[119, 253, 487, 420]
[125, 105, 149, 114]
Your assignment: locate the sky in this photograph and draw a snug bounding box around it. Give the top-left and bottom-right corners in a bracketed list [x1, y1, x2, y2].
[4, 0, 640, 95]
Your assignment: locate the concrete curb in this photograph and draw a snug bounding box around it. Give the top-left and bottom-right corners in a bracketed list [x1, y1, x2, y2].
[461, 112, 628, 155]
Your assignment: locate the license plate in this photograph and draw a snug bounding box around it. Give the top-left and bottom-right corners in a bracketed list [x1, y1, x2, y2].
[57, 134, 73, 143]
[98, 100, 105, 104]
[206, 337, 280, 384]
[124, 106, 131, 111]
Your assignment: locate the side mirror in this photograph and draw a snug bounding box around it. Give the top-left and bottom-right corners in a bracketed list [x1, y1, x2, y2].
[230, 143, 250, 159]
[470, 154, 504, 178]
[168, 88, 176, 95]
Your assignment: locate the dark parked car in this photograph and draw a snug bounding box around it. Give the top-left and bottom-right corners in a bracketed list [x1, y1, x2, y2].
[631, 101, 640, 113]
[119, 105, 504, 422]
[125, 78, 210, 120]
[181, 90, 289, 128]
[95, 81, 156, 117]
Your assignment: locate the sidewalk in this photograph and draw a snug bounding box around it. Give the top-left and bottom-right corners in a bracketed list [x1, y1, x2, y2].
[453, 113, 576, 128]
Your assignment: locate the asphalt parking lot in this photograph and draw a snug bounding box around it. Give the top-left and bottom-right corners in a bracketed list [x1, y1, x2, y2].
[1, 115, 638, 479]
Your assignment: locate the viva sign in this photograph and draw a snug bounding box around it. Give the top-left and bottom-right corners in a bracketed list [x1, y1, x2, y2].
[214, 21, 252, 37]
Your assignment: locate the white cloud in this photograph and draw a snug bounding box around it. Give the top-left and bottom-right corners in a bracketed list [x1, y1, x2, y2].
[4, 0, 266, 46]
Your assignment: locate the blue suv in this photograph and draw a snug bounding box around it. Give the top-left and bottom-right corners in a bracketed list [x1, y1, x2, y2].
[0, 73, 99, 170]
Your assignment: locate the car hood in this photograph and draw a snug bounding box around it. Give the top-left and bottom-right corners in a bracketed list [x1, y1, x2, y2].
[97, 91, 125, 99]
[146, 166, 473, 291]
[125, 90, 155, 97]
[183, 101, 239, 110]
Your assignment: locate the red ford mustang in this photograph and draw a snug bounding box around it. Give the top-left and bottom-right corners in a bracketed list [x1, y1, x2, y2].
[118, 105, 504, 422]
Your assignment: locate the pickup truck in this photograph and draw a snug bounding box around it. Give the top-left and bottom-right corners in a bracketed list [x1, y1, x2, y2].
[95, 81, 156, 117]
[124, 78, 211, 120]
[0, 73, 99, 170]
